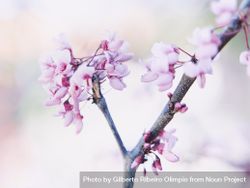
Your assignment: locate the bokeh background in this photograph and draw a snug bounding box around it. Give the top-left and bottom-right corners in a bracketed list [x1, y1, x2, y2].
[0, 0, 250, 187]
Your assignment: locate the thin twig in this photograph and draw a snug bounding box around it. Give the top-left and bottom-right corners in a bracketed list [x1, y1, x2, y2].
[243, 24, 250, 49]
[92, 74, 127, 157]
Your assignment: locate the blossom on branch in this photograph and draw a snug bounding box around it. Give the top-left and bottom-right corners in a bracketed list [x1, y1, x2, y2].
[188, 27, 221, 59]
[100, 33, 133, 90]
[131, 129, 179, 174]
[141, 42, 179, 91]
[184, 27, 221, 88]
[39, 34, 133, 133]
[174, 102, 188, 113]
[183, 59, 212, 88]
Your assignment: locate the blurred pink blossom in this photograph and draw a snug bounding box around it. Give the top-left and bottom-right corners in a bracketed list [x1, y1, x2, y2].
[211, 0, 238, 26]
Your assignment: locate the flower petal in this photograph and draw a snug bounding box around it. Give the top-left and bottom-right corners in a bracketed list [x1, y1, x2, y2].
[109, 77, 126, 90]
[164, 151, 179, 162]
[54, 87, 68, 99]
[64, 111, 74, 127]
[158, 82, 172, 91]
[183, 62, 199, 78]
[74, 113, 83, 134]
[44, 98, 61, 106]
[141, 72, 158, 82]
[197, 73, 206, 88]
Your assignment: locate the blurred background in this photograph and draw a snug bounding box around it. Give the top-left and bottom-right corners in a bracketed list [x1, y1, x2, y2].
[0, 0, 250, 187]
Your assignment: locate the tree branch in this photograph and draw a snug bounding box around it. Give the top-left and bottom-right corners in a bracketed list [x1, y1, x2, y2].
[126, 0, 250, 185]
[92, 74, 127, 157]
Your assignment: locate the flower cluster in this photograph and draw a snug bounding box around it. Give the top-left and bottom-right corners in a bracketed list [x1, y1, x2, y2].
[140, 1, 245, 90]
[39, 34, 133, 133]
[141, 42, 179, 91]
[131, 129, 179, 175]
[184, 27, 221, 88]
[98, 34, 133, 90]
[141, 28, 221, 90]
[211, 0, 238, 26]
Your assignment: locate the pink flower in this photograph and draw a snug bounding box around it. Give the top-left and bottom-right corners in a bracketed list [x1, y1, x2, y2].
[73, 64, 95, 87]
[101, 33, 133, 63]
[155, 143, 165, 154]
[109, 77, 127, 90]
[239, 50, 250, 76]
[101, 33, 127, 53]
[189, 27, 221, 59]
[151, 42, 179, 64]
[101, 35, 122, 52]
[57, 101, 84, 133]
[160, 129, 179, 162]
[186, 28, 220, 88]
[183, 59, 212, 88]
[54, 33, 72, 50]
[97, 33, 133, 90]
[64, 110, 74, 127]
[74, 113, 84, 134]
[107, 63, 129, 78]
[155, 73, 174, 91]
[141, 71, 158, 82]
[115, 53, 134, 63]
[58, 101, 74, 127]
[211, 0, 237, 26]
[163, 150, 179, 162]
[53, 49, 72, 76]
[68, 82, 82, 100]
[40, 33, 133, 133]
[174, 102, 188, 113]
[130, 129, 179, 172]
[141, 42, 178, 91]
[38, 56, 56, 84]
[44, 84, 68, 106]
[45, 98, 61, 106]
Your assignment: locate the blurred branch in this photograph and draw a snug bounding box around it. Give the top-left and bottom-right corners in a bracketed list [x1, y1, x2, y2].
[92, 74, 127, 157]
